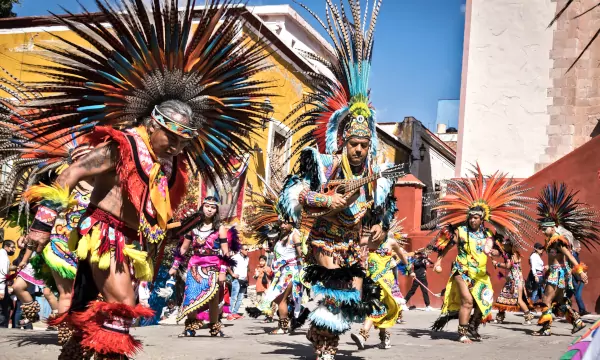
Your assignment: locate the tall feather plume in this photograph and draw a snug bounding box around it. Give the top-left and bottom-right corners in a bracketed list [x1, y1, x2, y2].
[537, 182, 600, 249]
[287, 0, 381, 158]
[0, 67, 88, 222]
[18, 0, 275, 182]
[430, 164, 535, 248]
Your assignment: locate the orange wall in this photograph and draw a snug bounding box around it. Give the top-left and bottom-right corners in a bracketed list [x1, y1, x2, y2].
[521, 136, 600, 314]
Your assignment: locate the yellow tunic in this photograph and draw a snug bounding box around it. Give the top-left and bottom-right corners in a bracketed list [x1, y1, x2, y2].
[440, 226, 494, 321]
[366, 241, 401, 328]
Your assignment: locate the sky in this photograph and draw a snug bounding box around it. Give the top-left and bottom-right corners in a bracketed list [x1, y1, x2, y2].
[14, 0, 466, 130]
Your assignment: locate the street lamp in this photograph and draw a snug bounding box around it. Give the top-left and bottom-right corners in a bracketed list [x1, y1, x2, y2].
[260, 97, 274, 131]
[411, 143, 426, 162]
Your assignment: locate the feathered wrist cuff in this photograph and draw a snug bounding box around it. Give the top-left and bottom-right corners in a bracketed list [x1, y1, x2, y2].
[572, 263, 588, 275]
[24, 182, 75, 212]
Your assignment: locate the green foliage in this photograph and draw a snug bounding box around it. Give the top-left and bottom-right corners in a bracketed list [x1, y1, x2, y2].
[0, 0, 18, 18]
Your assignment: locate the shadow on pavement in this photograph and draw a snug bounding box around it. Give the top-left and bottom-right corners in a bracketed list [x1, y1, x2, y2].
[261, 340, 365, 360]
[497, 325, 573, 337]
[1, 332, 59, 347]
[402, 327, 457, 341]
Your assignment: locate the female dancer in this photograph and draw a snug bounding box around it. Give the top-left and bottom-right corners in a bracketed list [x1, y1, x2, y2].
[246, 220, 305, 334]
[14, 237, 58, 326]
[351, 222, 409, 350]
[170, 196, 240, 337]
[492, 236, 534, 325]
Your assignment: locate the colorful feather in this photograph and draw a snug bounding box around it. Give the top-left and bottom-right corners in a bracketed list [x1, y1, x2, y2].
[536, 182, 600, 249]
[429, 164, 535, 248]
[16, 0, 275, 182]
[287, 0, 382, 159]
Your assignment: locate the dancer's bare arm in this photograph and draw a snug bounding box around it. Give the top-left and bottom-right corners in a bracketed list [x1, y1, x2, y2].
[560, 246, 588, 283]
[27, 143, 118, 251]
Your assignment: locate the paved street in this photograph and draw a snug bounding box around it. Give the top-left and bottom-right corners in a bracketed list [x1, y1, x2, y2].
[0, 310, 594, 360]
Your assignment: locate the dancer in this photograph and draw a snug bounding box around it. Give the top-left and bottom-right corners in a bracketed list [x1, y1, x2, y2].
[18, 0, 272, 357]
[491, 235, 534, 325]
[430, 166, 533, 343]
[12, 237, 58, 327]
[247, 220, 305, 334]
[243, 185, 312, 334]
[280, 2, 406, 357]
[170, 196, 240, 337]
[533, 183, 598, 336]
[351, 219, 409, 350]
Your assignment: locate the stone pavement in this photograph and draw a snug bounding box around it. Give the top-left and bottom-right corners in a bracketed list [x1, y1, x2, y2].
[0, 310, 595, 360]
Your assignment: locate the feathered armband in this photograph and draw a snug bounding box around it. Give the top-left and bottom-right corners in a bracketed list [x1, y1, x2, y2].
[572, 263, 588, 275]
[24, 183, 75, 233]
[433, 226, 455, 254]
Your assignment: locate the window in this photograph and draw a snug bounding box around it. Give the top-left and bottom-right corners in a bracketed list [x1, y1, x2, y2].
[265, 120, 291, 192]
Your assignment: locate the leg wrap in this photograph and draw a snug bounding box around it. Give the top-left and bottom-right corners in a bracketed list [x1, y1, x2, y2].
[307, 326, 340, 357]
[468, 306, 482, 341]
[359, 328, 369, 341]
[457, 324, 470, 342]
[378, 329, 391, 349]
[184, 318, 203, 331]
[71, 301, 153, 358]
[209, 322, 223, 337]
[57, 322, 75, 346]
[523, 311, 534, 322]
[278, 318, 290, 333]
[495, 311, 506, 323]
[58, 332, 92, 360]
[20, 300, 41, 324]
[537, 303, 553, 326]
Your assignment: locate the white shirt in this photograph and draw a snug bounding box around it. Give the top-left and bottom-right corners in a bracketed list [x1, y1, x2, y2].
[0, 248, 9, 294]
[232, 253, 249, 281]
[529, 252, 544, 276]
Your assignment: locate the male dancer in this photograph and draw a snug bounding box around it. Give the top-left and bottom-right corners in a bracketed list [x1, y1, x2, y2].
[18, 1, 273, 358]
[279, 2, 403, 358]
[430, 166, 533, 343]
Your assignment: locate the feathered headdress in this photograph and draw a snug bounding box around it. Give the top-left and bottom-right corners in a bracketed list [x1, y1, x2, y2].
[286, 0, 381, 158]
[17, 0, 273, 180]
[0, 67, 91, 212]
[430, 164, 534, 248]
[536, 182, 600, 249]
[242, 185, 314, 246]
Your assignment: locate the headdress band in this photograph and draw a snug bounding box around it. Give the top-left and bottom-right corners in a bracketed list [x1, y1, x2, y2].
[539, 220, 556, 228]
[203, 197, 219, 206]
[343, 115, 372, 140]
[151, 106, 197, 139]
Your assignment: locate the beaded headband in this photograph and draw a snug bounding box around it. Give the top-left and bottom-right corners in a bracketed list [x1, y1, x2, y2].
[151, 106, 197, 139]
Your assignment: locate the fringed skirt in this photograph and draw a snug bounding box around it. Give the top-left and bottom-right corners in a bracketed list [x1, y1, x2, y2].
[76, 205, 153, 282]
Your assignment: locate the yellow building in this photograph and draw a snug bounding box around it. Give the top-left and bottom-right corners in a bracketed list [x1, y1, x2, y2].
[0, 5, 413, 246]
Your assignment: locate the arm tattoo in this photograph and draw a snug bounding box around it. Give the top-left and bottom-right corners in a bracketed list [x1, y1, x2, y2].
[79, 144, 117, 171]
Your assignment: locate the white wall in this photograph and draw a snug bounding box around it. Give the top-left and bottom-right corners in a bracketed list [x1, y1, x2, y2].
[458, 0, 556, 178]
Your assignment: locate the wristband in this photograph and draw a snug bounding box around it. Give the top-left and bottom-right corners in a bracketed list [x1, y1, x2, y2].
[171, 260, 181, 269]
[572, 263, 588, 275]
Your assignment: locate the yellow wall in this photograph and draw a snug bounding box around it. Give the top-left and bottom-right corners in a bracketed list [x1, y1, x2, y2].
[0, 23, 313, 244]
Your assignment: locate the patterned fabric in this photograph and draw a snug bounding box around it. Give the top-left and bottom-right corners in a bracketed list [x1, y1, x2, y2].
[18, 258, 45, 286]
[561, 319, 600, 360]
[440, 226, 494, 321]
[43, 188, 90, 280]
[35, 206, 58, 225]
[367, 242, 400, 328]
[76, 206, 153, 282]
[547, 264, 574, 290]
[307, 218, 362, 266]
[494, 256, 528, 312]
[177, 266, 220, 322]
[257, 259, 303, 316]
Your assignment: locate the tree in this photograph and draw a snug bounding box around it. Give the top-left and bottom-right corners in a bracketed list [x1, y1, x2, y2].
[0, 0, 18, 18]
